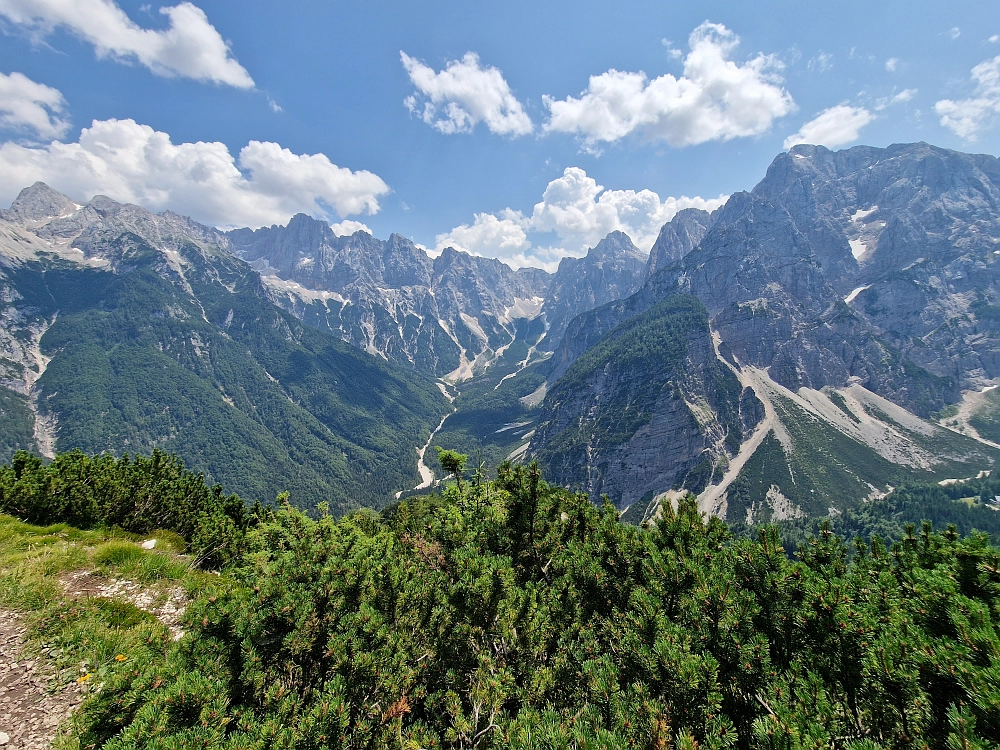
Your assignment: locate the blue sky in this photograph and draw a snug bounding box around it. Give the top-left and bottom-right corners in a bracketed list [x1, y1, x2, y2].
[0, 0, 998, 269]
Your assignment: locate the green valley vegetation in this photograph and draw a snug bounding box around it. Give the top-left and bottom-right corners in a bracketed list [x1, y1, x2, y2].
[738, 472, 1000, 555]
[0, 242, 448, 512]
[1, 449, 999, 748]
[430, 341, 548, 478]
[969, 387, 1000, 445]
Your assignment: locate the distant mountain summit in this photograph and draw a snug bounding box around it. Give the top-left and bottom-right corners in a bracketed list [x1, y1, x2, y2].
[538, 230, 648, 351]
[645, 207, 715, 278]
[228, 215, 549, 378]
[1, 181, 78, 223]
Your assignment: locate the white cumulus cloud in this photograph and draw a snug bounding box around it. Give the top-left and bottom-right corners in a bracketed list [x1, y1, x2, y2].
[885, 58, 898, 72]
[935, 55, 1000, 140]
[783, 104, 874, 149]
[435, 166, 727, 270]
[0, 0, 253, 88]
[0, 118, 389, 228]
[542, 21, 794, 148]
[874, 88, 917, 111]
[0, 71, 69, 139]
[434, 210, 530, 259]
[401, 51, 532, 136]
[329, 219, 372, 237]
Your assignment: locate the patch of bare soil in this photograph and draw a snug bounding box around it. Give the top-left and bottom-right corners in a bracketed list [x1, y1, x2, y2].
[0, 610, 82, 750]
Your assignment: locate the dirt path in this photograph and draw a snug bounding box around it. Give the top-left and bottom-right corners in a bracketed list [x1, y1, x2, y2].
[0, 610, 82, 750]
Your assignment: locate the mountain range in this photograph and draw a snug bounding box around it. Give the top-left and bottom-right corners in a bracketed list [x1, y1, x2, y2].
[1, 141, 998, 525]
[0, 184, 447, 512]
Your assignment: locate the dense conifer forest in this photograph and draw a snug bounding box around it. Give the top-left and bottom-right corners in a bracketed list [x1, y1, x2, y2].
[2, 450, 1000, 748]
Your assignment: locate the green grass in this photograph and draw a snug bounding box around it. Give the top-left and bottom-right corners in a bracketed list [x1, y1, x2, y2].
[92, 540, 195, 584]
[0, 513, 212, 702]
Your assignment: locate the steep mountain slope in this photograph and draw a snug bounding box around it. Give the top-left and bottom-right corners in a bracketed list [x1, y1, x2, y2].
[228, 215, 550, 379]
[644, 207, 715, 278]
[532, 296, 754, 507]
[708, 364, 999, 525]
[537, 231, 648, 352]
[678, 142, 1000, 412]
[532, 290, 998, 517]
[530, 143, 1000, 517]
[548, 143, 1000, 419]
[0, 184, 447, 510]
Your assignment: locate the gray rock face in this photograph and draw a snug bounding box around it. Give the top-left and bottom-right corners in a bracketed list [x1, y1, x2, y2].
[550, 143, 1000, 417]
[228, 215, 552, 377]
[645, 208, 714, 278]
[0, 182, 78, 223]
[702, 142, 1000, 411]
[539, 231, 647, 351]
[529, 142, 1000, 509]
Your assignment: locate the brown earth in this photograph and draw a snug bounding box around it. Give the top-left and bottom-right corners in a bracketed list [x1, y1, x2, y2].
[0, 610, 82, 750]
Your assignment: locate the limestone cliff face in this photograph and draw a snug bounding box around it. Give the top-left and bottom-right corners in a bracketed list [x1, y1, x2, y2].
[548, 143, 1000, 418]
[531, 296, 754, 509]
[530, 143, 1000, 511]
[538, 231, 647, 352]
[228, 215, 551, 377]
[644, 208, 715, 279]
[746, 143, 1000, 400]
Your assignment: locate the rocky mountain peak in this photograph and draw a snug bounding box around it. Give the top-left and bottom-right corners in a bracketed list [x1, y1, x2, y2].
[382, 233, 432, 287]
[539, 231, 649, 352]
[84, 195, 123, 217]
[646, 207, 715, 278]
[5, 182, 78, 223]
[587, 230, 645, 262]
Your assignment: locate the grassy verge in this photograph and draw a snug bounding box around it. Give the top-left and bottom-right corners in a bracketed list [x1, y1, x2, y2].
[0, 514, 215, 747]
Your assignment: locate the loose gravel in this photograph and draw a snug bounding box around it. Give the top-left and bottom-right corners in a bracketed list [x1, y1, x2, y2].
[0, 610, 82, 750]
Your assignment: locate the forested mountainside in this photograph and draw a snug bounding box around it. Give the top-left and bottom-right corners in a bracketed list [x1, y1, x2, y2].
[0, 183, 447, 511]
[532, 296, 750, 506]
[3, 451, 1000, 749]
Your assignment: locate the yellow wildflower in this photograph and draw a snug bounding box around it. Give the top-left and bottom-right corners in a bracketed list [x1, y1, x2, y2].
[77, 673, 91, 684]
